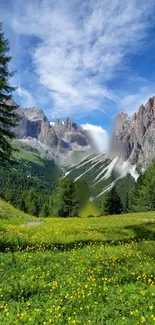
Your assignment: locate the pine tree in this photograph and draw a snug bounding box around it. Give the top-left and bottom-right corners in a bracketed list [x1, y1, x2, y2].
[127, 160, 155, 212]
[104, 186, 123, 215]
[26, 188, 40, 216]
[76, 179, 90, 208]
[53, 178, 79, 217]
[124, 192, 129, 213]
[27, 199, 40, 217]
[18, 194, 27, 213]
[40, 203, 50, 218]
[0, 22, 18, 164]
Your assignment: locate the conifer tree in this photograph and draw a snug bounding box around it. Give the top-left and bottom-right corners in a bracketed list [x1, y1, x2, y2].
[53, 178, 79, 217]
[40, 203, 50, 218]
[104, 186, 123, 215]
[0, 22, 18, 164]
[76, 179, 90, 207]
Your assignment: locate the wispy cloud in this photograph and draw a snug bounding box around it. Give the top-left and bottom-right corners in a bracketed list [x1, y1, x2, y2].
[6, 0, 155, 117]
[16, 87, 36, 107]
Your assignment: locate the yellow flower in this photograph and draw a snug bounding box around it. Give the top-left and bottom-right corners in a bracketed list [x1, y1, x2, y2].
[141, 316, 146, 323]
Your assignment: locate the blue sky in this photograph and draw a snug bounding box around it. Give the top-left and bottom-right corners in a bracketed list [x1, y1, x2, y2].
[1, 0, 155, 133]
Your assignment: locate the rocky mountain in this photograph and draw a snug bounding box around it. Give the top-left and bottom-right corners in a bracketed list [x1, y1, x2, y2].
[7, 99, 141, 204]
[11, 100, 139, 199]
[13, 104, 93, 165]
[112, 96, 155, 168]
[68, 95, 155, 201]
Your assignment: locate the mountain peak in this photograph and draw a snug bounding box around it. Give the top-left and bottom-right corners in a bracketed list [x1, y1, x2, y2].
[64, 117, 78, 130]
[113, 95, 155, 167]
[54, 118, 62, 127]
[64, 117, 72, 126]
[146, 95, 155, 108]
[22, 106, 47, 122]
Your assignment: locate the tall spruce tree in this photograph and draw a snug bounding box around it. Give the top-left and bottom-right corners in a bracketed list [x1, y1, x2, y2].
[53, 178, 79, 217]
[0, 22, 18, 164]
[104, 186, 123, 215]
[127, 159, 155, 212]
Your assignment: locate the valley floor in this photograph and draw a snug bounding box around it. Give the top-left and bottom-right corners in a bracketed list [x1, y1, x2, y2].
[0, 199, 155, 324]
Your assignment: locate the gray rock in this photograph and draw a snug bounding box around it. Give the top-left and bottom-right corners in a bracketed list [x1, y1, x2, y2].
[112, 96, 155, 167]
[13, 103, 91, 158]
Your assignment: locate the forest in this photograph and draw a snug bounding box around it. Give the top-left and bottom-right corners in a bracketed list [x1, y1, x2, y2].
[1, 158, 155, 218]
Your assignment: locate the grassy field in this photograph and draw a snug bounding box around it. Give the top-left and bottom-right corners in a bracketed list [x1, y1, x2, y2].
[0, 199, 155, 324]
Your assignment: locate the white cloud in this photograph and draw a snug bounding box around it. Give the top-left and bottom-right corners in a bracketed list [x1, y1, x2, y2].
[81, 123, 109, 152]
[9, 0, 155, 116]
[16, 87, 36, 107]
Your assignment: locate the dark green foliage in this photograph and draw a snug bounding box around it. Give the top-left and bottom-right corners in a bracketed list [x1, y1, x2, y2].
[0, 159, 80, 217]
[0, 23, 19, 164]
[0, 143, 62, 217]
[0, 161, 55, 216]
[52, 178, 79, 217]
[26, 189, 40, 217]
[127, 160, 155, 212]
[123, 192, 129, 213]
[40, 203, 50, 218]
[104, 186, 123, 215]
[96, 194, 107, 215]
[94, 173, 135, 214]
[76, 179, 90, 207]
[18, 195, 27, 213]
[115, 173, 135, 209]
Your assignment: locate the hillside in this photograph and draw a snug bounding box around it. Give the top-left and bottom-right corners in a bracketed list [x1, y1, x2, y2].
[64, 153, 136, 202]
[0, 142, 61, 217]
[12, 140, 60, 182]
[0, 199, 155, 324]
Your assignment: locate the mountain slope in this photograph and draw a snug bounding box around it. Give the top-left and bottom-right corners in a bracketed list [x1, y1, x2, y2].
[63, 153, 136, 201]
[13, 140, 60, 182]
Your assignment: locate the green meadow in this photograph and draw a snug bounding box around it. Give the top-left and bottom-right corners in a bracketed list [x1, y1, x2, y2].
[0, 198, 155, 325]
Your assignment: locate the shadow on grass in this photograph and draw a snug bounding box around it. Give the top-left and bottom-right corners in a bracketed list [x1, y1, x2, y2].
[0, 221, 155, 253]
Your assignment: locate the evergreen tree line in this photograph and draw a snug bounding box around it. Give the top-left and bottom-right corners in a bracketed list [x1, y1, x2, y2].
[125, 160, 155, 212]
[0, 165, 54, 217]
[100, 159, 155, 215]
[2, 159, 155, 217]
[0, 163, 80, 218]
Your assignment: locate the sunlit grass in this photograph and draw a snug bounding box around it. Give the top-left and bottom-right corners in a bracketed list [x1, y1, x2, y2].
[0, 198, 155, 324]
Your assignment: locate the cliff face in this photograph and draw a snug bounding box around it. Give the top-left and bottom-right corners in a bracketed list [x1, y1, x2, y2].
[113, 96, 155, 167]
[14, 106, 89, 153]
[14, 107, 58, 147]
